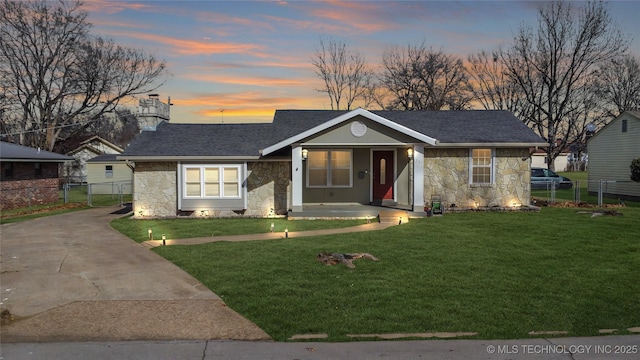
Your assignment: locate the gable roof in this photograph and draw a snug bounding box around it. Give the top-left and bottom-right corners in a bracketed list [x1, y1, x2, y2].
[261, 108, 438, 155]
[0, 141, 73, 162]
[66, 135, 124, 156]
[120, 109, 546, 160]
[588, 110, 640, 143]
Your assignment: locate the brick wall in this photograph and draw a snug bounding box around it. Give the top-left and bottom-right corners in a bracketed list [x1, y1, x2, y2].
[0, 178, 60, 210]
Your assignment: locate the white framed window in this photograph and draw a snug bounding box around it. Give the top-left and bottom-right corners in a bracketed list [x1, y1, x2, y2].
[105, 165, 113, 178]
[470, 148, 493, 184]
[307, 150, 352, 188]
[183, 165, 241, 198]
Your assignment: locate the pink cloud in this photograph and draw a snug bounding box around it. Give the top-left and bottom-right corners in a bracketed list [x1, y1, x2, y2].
[82, 0, 155, 15]
[108, 31, 267, 56]
[182, 73, 309, 88]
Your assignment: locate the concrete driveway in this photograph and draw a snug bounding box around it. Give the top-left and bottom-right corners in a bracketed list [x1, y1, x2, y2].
[0, 206, 270, 342]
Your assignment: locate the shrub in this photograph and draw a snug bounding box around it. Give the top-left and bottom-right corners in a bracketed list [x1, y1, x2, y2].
[631, 158, 640, 182]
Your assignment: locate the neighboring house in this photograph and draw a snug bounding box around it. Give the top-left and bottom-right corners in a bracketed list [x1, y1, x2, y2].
[530, 148, 572, 172]
[0, 141, 73, 210]
[587, 111, 640, 202]
[119, 108, 547, 218]
[86, 154, 133, 195]
[60, 135, 124, 183]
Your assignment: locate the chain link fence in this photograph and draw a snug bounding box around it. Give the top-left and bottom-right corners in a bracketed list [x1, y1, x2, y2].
[531, 179, 638, 206]
[85, 181, 132, 207]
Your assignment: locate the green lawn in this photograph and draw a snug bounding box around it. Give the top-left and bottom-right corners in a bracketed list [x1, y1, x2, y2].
[131, 207, 640, 341]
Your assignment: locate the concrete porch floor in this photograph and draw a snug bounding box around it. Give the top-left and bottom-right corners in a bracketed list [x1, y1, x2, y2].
[288, 204, 427, 220]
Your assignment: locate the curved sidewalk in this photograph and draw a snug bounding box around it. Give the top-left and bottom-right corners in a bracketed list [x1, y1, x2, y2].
[142, 222, 396, 248]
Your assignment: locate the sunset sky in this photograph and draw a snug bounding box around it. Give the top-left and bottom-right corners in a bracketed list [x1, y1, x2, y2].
[85, 1, 640, 124]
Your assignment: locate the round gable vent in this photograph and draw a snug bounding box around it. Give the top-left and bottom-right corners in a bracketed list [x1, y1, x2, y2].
[350, 121, 367, 137]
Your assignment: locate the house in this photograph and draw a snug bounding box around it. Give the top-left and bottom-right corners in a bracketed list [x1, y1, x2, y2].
[86, 154, 133, 195]
[119, 108, 547, 218]
[0, 141, 73, 210]
[530, 146, 573, 172]
[587, 111, 640, 202]
[58, 135, 125, 183]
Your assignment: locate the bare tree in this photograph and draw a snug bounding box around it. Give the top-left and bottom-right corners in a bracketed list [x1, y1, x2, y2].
[502, 0, 629, 170]
[466, 50, 534, 125]
[380, 44, 469, 110]
[311, 39, 373, 110]
[594, 55, 640, 117]
[0, 0, 166, 151]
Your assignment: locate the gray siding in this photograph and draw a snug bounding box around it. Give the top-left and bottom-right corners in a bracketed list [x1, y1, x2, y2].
[588, 112, 640, 200]
[306, 116, 417, 145]
[303, 148, 370, 204]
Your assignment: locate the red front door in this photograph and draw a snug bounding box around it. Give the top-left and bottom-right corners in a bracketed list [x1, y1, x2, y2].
[373, 151, 394, 201]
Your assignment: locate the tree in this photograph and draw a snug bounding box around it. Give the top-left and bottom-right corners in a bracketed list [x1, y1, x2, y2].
[0, 0, 166, 151]
[501, 0, 629, 170]
[594, 55, 640, 117]
[379, 44, 469, 110]
[466, 49, 534, 124]
[311, 38, 373, 110]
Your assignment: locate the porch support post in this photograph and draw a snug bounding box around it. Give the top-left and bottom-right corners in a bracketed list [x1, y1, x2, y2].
[412, 144, 424, 211]
[292, 145, 303, 212]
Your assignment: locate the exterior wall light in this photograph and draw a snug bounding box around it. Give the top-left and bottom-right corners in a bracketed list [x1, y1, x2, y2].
[407, 148, 413, 159]
[301, 149, 308, 160]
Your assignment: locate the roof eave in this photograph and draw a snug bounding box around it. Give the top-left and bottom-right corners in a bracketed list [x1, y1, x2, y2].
[434, 142, 549, 148]
[117, 155, 262, 161]
[1, 158, 71, 162]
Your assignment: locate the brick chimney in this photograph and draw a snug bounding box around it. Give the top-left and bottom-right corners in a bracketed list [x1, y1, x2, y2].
[137, 94, 171, 131]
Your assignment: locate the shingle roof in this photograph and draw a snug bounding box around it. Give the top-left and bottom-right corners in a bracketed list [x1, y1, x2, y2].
[0, 141, 73, 162]
[121, 110, 546, 158]
[271, 109, 546, 144]
[121, 121, 275, 157]
[87, 154, 121, 162]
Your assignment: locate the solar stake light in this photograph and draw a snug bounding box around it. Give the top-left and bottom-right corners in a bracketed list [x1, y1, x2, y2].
[162, 234, 166, 246]
[270, 222, 275, 232]
[285, 228, 288, 238]
[148, 229, 153, 240]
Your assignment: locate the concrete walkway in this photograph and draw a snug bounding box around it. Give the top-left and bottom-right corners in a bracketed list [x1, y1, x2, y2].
[4, 335, 640, 360]
[142, 222, 396, 248]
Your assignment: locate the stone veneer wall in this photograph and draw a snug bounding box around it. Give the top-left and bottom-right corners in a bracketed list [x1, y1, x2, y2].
[133, 162, 177, 218]
[423, 148, 530, 208]
[245, 161, 291, 217]
[133, 161, 291, 218]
